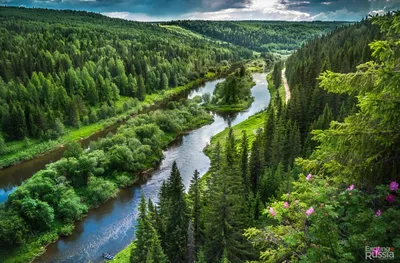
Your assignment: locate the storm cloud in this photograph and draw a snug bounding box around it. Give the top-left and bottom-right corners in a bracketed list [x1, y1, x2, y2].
[1, 0, 400, 20]
[0, 0, 251, 15]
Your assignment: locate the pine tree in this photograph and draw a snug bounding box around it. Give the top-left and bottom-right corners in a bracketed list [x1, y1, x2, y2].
[204, 134, 254, 263]
[249, 130, 263, 193]
[6, 103, 27, 140]
[137, 75, 146, 101]
[263, 106, 275, 165]
[131, 194, 167, 263]
[187, 220, 196, 263]
[160, 73, 169, 90]
[188, 169, 202, 251]
[240, 131, 249, 191]
[162, 161, 189, 263]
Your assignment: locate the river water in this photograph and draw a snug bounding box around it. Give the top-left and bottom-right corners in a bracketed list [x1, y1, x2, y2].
[31, 73, 270, 263]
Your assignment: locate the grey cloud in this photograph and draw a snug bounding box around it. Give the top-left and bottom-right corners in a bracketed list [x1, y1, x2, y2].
[0, 0, 252, 15]
[280, 0, 400, 15]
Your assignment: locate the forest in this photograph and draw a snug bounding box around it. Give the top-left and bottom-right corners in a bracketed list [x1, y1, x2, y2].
[0, 6, 251, 168]
[0, 99, 214, 262]
[165, 20, 349, 55]
[0, 5, 399, 263]
[111, 12, 400, 263]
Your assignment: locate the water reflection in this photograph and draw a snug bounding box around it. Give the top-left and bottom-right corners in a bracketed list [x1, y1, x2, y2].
[36, 74, 270, 263]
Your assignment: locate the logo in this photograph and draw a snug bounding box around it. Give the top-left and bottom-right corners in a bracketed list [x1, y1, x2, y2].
[365, 246, 395, 260]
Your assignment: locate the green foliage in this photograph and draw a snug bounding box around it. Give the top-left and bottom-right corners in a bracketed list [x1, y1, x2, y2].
[0, 6, 251, 143]
[205, 67, 255, 112]
[244, 13, 400, 263]
[158, 162, 189, 263]
[0, 100, 213, 263]
[204, 130, 255, 263]
[63, 141, 83, 159]
[167, 21, 347, 55]
[130, 194, 167, 263]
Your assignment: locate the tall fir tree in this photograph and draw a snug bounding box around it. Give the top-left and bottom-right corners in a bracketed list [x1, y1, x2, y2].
[188, 169, 202, 252]
[131, 194, 167, 263]
[161, 161, 189, 263]
[249, 130, 263, 193]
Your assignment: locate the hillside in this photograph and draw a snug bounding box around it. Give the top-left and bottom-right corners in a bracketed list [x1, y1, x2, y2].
[165, 20, 349, 55]
[0, 7, 252, 167]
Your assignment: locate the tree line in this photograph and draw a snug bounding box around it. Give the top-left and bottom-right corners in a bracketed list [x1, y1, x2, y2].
[0, 99, 213, 262]
[166, 20, 348, 55]
[128, 13, 400, 263]
[0, 7, 252, 142]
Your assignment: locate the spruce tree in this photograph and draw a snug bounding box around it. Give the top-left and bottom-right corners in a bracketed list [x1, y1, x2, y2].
[188, 169, 202, 251]
[131, 194, 167, 263]
[249, 130, 263, 193]
[204, 134, 254, 263]
[137, 75, 146, 101]
[263, 106, 275, 165]
[162, 161, 189, 263]
[240, 131, 249, 191]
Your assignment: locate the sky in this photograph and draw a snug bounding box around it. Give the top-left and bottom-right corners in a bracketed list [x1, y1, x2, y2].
[1, 0, 400, 21]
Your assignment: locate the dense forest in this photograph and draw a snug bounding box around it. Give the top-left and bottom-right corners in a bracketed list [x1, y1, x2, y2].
[1, 5, 399, 263]
[166, 20, 349, 55]
[0, 99, 213, 262]
[119, 13, 400, 263]
[0, 7, 251, 143]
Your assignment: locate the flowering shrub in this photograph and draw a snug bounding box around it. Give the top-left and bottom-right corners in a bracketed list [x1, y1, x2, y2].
[245, 175, 400, 262]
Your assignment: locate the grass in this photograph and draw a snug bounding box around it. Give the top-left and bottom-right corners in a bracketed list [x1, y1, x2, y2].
[0, 73, 218, 169]
[204, 111, 266, 156]
[204, 98, 254, 112]
[160, 25, 205, 39]
[110, 242, 135, 263]
[0, 112, 215, 263]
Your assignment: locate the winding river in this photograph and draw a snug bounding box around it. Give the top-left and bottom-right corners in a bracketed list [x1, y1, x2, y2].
[27, 73, 270, 263]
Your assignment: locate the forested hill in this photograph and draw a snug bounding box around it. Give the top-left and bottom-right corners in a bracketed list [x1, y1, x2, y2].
[0, 6, 252, 142]
[165, 20, 349, 55]
[123, 13, 400, 263]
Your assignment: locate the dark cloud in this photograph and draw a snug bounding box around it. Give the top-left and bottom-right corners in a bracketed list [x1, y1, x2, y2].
[0, 0, 251, 15]
[280, 0, 400, 15]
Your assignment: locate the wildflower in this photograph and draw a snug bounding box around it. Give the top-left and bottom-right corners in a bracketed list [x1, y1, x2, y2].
[390, 181, 399, 191]
[347, 184, 354, 191]
[269, 207, 276, 217]
[306, 207, 314, 216]
[284, 202, 289, 208]
[386, 194, 395, 203]
[306, 174, 312, 180]
[372, 247, 380, 257]
[376, 209, 382, 217]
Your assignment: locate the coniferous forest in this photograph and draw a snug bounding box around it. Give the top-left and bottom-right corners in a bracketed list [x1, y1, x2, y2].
[0, 5, 399, 263]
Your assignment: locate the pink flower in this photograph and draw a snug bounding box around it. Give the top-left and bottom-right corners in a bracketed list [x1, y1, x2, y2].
[372, 247, 380, 256]
[284, 202, 289, 208]
[306, 207, 314, 216]
[347, 184, 354, 191]
[376, 209, 382, 217]
[390, 181, 399, 191]
[386, 194, 395, 203]
[269, 207, 276, 217]
[306, 174, 312, 180]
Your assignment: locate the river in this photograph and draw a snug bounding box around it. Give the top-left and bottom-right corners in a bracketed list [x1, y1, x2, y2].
[32, 73, 270, 263]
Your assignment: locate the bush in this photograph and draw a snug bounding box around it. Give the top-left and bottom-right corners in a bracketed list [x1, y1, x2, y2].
[84, 176, 118, 207]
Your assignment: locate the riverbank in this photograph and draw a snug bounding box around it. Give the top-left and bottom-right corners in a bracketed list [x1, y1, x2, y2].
[0, 72, 219, 170]
[202, 64, 260, 112]
[0, 103, 214, 263]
